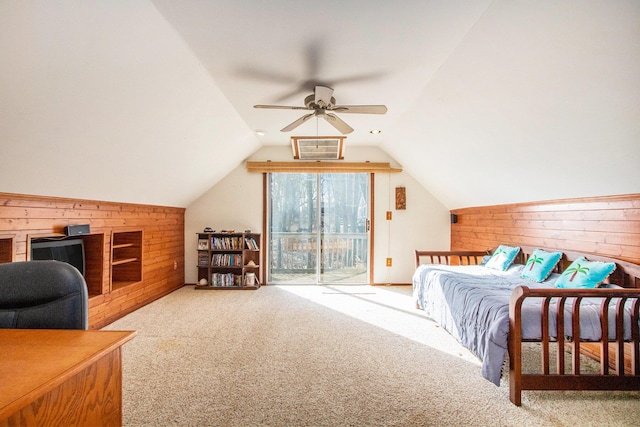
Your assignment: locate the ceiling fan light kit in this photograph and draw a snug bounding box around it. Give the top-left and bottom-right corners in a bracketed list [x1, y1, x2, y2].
[254, 85, 387, 135]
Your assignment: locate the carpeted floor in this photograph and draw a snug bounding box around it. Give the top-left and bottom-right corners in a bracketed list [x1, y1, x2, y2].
[104, 285, 640, 426]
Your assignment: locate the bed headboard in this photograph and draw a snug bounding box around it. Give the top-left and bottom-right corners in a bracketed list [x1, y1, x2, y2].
[416, 247, 640, 288]
[516, 245, 640, 289]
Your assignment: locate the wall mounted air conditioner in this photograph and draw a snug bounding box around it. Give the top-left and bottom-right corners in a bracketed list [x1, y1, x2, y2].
[291, 136, 345, 160]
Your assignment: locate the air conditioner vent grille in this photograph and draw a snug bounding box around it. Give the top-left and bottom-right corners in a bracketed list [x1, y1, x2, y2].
[291, 136, 345, 160]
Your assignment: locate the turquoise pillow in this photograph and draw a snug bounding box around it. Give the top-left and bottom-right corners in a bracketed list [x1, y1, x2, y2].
[555, 257, 616, 289]
[520, 249, 562, 282]
[485, 245, 520, 271]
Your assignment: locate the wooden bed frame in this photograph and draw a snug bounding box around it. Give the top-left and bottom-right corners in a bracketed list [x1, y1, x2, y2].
[414, 247, 640, 406]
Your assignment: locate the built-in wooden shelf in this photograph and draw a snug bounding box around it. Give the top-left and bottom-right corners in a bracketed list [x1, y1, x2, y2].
[111, 230, 142, 291]
[0, 236, 14, 264]
[113, 243, 135, 249]
[82, 233, 106, 297]
[112, 257, 139, 266]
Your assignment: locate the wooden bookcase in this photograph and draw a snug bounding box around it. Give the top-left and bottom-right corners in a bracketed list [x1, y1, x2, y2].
[195, 232, 261, 290]
[110, 230, 143, 291]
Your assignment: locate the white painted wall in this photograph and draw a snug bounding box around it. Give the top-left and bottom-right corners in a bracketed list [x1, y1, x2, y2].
[0, 0, 260, 207]
[374, 168, 451, 284]
[184, 145, 450, 284]
[392, 0, 640, 209]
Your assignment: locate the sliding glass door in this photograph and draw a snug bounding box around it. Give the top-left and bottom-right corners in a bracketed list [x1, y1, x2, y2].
[267, 173, 370, 284]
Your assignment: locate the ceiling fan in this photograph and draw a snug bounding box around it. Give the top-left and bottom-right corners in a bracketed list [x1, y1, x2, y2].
[254, 85, 387, 134]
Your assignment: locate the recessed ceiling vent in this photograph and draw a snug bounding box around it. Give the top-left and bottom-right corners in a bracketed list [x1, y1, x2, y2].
[291, 136, 345, 160]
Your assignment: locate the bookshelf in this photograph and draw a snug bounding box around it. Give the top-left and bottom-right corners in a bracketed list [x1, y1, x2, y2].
[195, 232, 261, 290]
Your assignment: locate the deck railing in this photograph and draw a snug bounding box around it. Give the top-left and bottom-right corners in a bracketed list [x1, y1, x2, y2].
[270, 232, 368, 274]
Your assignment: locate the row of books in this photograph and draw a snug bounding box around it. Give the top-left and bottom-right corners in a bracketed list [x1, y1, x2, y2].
[210, 273, 242, 287]
[245, 237, 259, 250]
[198, 237, 260, 251]
[198, 254, 245, 267]
[211, 236, 245, 250]
[211, 254, 242, 267]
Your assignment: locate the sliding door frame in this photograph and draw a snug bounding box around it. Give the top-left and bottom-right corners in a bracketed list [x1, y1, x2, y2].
[261, 173, 375, 284]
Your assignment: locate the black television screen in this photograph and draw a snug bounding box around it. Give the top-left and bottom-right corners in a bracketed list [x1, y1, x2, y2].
[31, 238, 85, 276]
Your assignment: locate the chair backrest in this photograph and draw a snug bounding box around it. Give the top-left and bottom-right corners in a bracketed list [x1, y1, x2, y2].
[0, 260, 89, 329]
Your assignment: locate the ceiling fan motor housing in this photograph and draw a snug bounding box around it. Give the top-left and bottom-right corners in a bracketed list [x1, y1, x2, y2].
[304, 94, 335, 109]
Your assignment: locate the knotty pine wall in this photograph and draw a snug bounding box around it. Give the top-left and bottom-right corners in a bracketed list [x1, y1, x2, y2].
[450, 194, 640, 264]
[0, 193, 185, 329]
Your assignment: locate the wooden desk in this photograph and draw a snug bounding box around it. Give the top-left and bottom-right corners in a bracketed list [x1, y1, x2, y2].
[0, 329, 136, 427]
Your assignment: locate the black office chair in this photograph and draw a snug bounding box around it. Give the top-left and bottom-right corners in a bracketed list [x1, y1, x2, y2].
[0, 260, 89, 329]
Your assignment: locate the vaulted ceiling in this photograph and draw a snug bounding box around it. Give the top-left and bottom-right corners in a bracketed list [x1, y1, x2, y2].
[1, 1, 638, 209]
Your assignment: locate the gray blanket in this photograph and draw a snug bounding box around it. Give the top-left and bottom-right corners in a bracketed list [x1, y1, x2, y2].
[412, 264, 634, 386]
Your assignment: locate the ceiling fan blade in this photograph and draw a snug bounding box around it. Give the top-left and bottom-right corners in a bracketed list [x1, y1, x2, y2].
[254, 104, 311, 111]
[236, 67, 297, 85]
[315, 86, 334, 107]
[280, 113, 315, 132]
[323, 113, 354, 134]
[329, 70, 386, 86]
[331, 105, 388, 114]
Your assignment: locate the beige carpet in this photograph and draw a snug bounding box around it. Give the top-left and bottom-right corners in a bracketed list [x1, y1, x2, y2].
[104, 285, 640, 426]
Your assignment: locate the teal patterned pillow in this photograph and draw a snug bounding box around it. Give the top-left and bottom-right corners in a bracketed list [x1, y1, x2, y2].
[485, 245, 520, 271]
[555, 257, 616, 289]
[520, 249, 562, 282]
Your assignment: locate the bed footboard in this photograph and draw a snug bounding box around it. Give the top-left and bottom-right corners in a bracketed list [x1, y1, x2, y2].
[509, 286, 640, 406]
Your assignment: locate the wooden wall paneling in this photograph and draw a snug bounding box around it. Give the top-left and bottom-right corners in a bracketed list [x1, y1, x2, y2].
[0, 193, 185, 329]
[450, 194, 640, 264]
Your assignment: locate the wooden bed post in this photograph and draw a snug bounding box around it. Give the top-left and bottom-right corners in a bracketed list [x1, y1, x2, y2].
[509, 285, 527, 406]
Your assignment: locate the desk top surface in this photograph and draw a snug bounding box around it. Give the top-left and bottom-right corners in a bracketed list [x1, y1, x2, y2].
[0, 329, 136, 419]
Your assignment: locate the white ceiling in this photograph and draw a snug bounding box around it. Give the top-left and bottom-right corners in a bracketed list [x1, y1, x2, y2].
[1, 1, 638, 208]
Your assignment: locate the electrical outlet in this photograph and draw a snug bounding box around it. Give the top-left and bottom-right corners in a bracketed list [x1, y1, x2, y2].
[386, 257, 392, 267]
[173, 260, 178, 270]
[386, 211, 392, 220]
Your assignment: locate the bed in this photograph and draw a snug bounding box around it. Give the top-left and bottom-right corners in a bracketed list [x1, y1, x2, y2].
[413, 246, 640, 405]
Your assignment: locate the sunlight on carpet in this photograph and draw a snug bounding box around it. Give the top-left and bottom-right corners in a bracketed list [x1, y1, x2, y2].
[277, 284, 482, 367]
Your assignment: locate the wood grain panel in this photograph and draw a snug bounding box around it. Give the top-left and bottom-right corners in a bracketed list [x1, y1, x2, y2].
[0, 193, 185, 329]
[451, 194, 640, 264]
[0, 350, 122, 427]
[0, 330, 134, 427]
